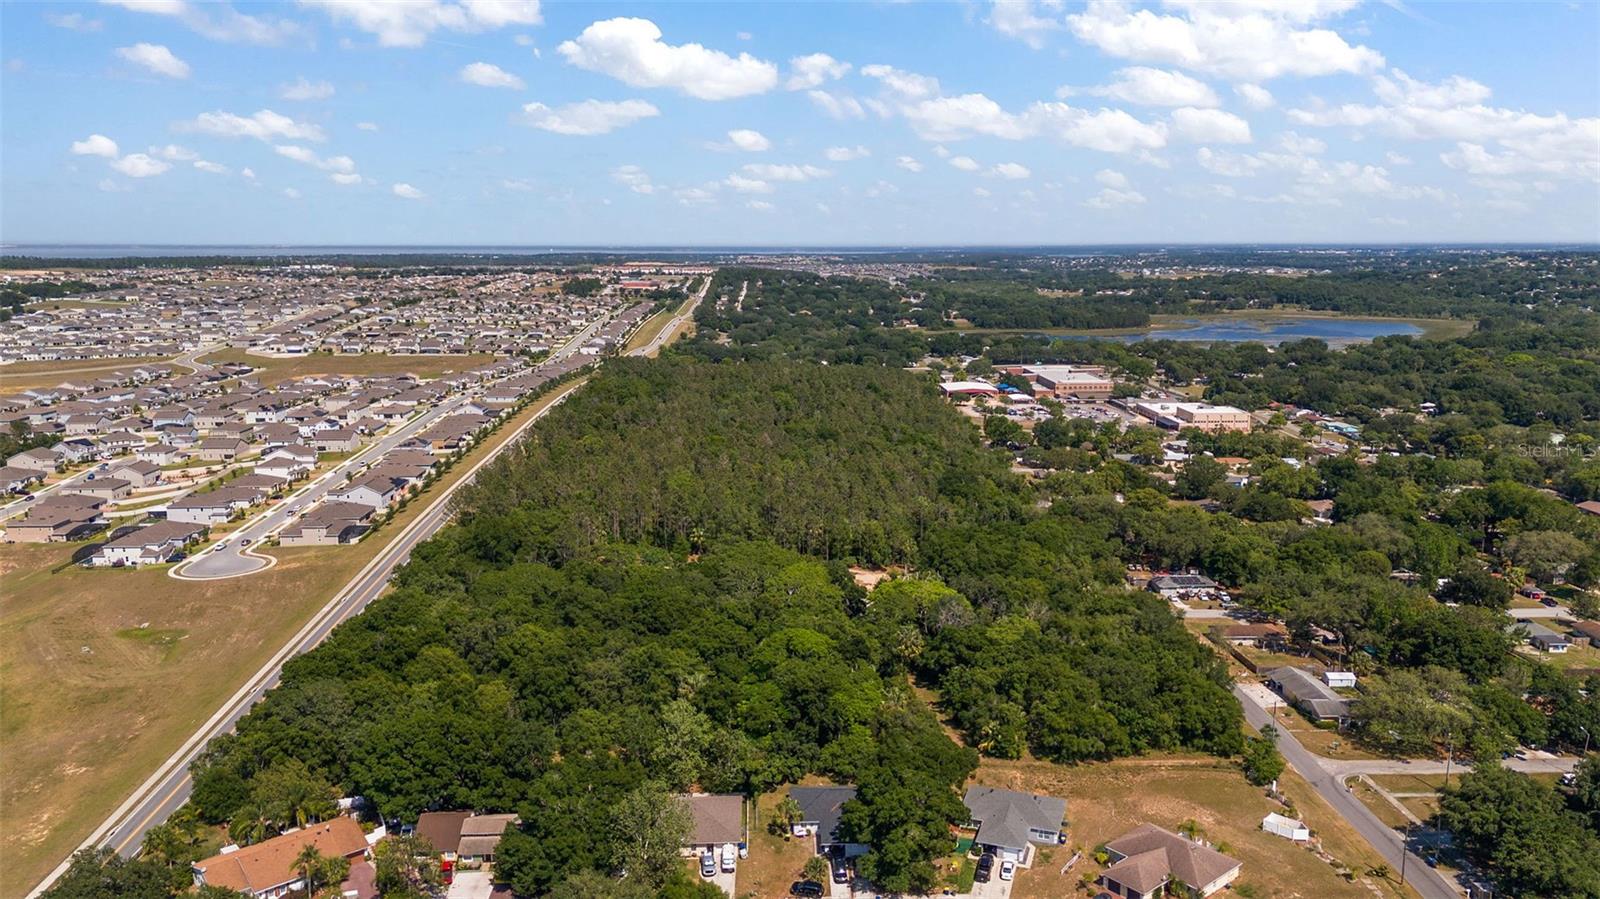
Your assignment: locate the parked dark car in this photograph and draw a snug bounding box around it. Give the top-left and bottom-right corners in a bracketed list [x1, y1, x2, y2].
[975, 853, 995, 883]
[831, 858, 850, 884]
[790, 881, 824, 897]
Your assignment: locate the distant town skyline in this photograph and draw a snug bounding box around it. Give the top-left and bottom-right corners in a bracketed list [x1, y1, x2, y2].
[2, 1, 1597, 245]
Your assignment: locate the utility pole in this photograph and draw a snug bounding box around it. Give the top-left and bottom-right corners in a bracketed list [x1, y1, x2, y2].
[1399, 821, 1411, 887]
[1444, 730, 1454, 791]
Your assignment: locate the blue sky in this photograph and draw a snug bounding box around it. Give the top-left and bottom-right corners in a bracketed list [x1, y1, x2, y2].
[2, 0, 1597, 245]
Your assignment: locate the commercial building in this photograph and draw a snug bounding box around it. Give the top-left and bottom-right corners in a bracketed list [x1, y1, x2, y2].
[1131, 401, 1253, 434]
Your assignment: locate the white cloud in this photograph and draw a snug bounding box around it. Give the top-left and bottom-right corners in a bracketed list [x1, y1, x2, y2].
[184, 109, 326, 142]
[329, 172, 364, 185]
[742, 163, 828, 182]
[193, 159, 228, 174]
[1235, 83, 1274, 109]
[747, 200, 775, 211]
[46, 12, 102, 31]
[1277, 132, 1326, 156]
[948, 155, 981, 171]
[611, 164, 656, 194]
[726, 129, 771, 152]
[150, 143, 198, 161]
[973, 187, 993, 198]
[557, 17, 777, 100]
[675, 186, 716, 205]
[392, 182, 425, 199]
[109, 153, 171, 177]
[901, 93, 1035, 141]
[298, 0, 540, 48]
[824, 145, 870, 162]
[1289, 69, 1599, 181]
[280, 76, 335, 100]
[459, 61, 524, 89]
[1066, 1, 1383, 82]
[988, 0, 1065, 50]
[991, 162, 1031, 180]
[104, 0, 299, 45]
[519, 99, 660, 135]
[241, 167, 256, 180]
[1048, 105, 1169, 153]
[71, 134, 120, 158]
[115, 42, 190, 78]
[807, 90, 865, 120]
[1170, 107, 1253, 143]
[724, 173, 772, 193]
[274, 145, 357, 174]
[1096, 168, 1130, 188]
[785, 52, 850, 90]
[895, 156, 924, 172]
[356, 121, 380, 132]
[501, 178, 536, 191]
[861, 64, 940, 100]
[1084, 67, 1219, 107]
[282, 187, 302, 199]
[1085, 187, 1146, 208]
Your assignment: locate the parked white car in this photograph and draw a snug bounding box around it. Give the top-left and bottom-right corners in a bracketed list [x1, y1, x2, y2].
[720, 843, 737, 873]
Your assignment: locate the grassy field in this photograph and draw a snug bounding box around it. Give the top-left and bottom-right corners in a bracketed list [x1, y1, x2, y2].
[740, 788, 828, 898]
[195, 350, 499, 385]
[0, 357, 176, 391]
[984, 756, 1420, 899]
[0, 382, 577, 896]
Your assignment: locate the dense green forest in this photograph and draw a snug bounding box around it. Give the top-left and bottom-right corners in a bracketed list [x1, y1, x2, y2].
[57, 360, 1239, 899]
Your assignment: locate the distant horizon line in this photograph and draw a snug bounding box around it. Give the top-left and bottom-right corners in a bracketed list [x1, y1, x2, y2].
[5, 241, 1598, 254]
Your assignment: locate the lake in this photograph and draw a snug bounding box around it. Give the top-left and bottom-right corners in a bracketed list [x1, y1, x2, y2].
[1031, 315, 1427, 347]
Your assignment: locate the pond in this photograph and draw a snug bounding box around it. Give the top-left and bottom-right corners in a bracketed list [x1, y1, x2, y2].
[1032, 315, 1426, 347]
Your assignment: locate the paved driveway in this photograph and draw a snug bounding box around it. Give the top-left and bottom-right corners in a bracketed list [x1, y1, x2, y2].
[446, 871, 493, 899]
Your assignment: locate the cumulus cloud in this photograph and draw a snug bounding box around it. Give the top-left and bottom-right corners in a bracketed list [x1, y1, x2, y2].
[557, 17, 777, 100]
[193, 159, 229, 174]
[742, 163, 828, 181]
[298, 0, 541, 48]
[356, 121, 380, 132]
[1235, 83, 1274, 109]
[71, 134, 120, 158]
[861, 64, 940, 101]
[104, 0, 298, 45]
[274, 144, 358, 174]
[1170, 107, 1253, 143]
[725, 129, 771, 152]
[519, 99, 660, 135]
[896, 156, 924, 172]
[747, 199, 775, 211]
[109, 153, 171, 177]
[116, 42, 190, 78]
[611, 164, 656, 194]
[785, 52, 850, 90]
[1289, 69, 1599, 181]
[283, 187, 302, 199]
[723, 173, 772, 193]
[991, 162, 1031, 179]
[1066, 0, 1382, 81]
[807, 90, 865, 120]
[392, 182, 424, 199]
[987, 0, 1065, 49]
[901, 93, 1036, 141]
[948, 155, 981, 171]
[280, 76, 334, 100]
[824, 145, 870, 162]
[329, 172, 364, 185]
[1081, 67, 1219, 107]
[459, 61, 524, 89]
[46, 12, 103, 31]
[183, 109, 326, 142]
[150, 144, 198, 161]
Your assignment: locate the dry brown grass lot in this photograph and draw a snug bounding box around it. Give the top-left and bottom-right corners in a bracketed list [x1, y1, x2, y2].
[196, 350, 499, 385]
[739, 789, 828, 899]
[0, 385, 574, 897]
[0, 357, 175, 392]
[986, 756, 1420, 899]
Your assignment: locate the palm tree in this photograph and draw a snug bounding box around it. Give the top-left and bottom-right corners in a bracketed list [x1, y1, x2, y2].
[294, 844, 324, 897]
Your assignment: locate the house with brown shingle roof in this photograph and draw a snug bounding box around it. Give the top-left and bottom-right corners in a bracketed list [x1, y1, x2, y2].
[191, 817, 369, 898]
[680, 794, 745, 855]
[1098, 823, 1241, 899]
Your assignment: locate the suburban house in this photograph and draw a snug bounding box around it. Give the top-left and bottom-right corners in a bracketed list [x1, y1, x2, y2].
[191, 817, 370, 899]
[459, 814, 518, 861]
[1570, 620, 1600, 648]
[962, 785, 1066, 862]
[789, 785, 868, 857]
[1522, 622, 1572, 654]
[93, 520, 207, 567]
[278, 502, 372, 546]
[137, 443, 183, 465]
[1576, 500, 1600, 517]
[679, 793, 745, 857]
[195, 438, 250, 462]
[311, 429, 360, 453]
[5, 494, 106, 543]
[112, 458, 164, 488]
[412, 811, 468, 859]
[328, 473, 408, 510]
[1147, 573, 1220, 600]
[8, 446, 63, 472]
[0, 465, 45, 493]
[1222, 623, 1288, 649]
[1097, 823, 1242, 899]
[65, 477, 132, 502]
[256, 446, 316, 480]
[167, 486, 263, 525]
[1264, 667, 1352, 723]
